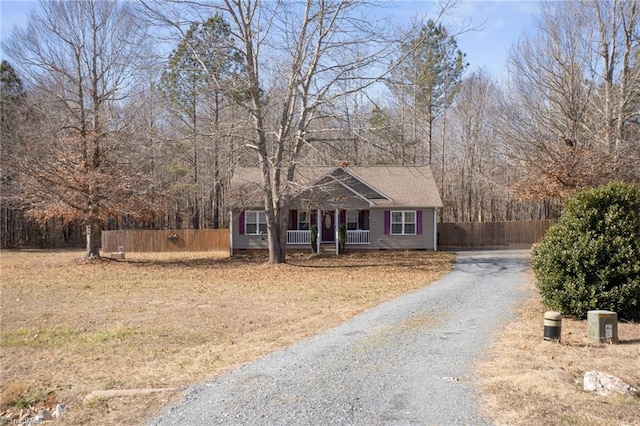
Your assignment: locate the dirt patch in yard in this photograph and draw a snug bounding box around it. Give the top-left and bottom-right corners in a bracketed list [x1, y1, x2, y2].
[0, 249, 454, 425]
[476, 278, 640, 426]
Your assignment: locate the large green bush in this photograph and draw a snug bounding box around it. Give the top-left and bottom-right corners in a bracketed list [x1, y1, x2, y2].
[532, 182, 640, 321]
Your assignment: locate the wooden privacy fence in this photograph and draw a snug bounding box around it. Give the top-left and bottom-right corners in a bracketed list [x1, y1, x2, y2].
[102, 221, 554, 253]
[102, 229, 229, 253]
[438, 220, 555, 248]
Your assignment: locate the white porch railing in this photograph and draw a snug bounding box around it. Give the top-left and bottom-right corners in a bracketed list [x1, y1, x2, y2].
[287, 230, 311, 245]
[286, 230, 370, 245]
[346, 230, 370, 244]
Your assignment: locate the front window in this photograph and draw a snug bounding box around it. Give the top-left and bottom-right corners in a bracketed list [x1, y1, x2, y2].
[245, 211, 267, 235]
[346, 210, 359, 230]
[298, 211, 310, 230]
[391, 211, 416, 235]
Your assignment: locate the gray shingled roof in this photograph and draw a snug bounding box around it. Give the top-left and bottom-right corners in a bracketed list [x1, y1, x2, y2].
[346, 166, 443, 207]
[228, 165, 443, 208]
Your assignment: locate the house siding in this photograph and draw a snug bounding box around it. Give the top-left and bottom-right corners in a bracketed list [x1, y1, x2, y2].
[369, 208, 436, 250]
[232, 207, 438, 251]
[231, 208, 270, 250]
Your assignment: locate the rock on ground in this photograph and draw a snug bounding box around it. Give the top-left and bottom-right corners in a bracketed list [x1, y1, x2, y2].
[583, 371, 638, 397]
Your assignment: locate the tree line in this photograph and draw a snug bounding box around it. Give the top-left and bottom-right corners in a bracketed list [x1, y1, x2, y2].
[1, 0, 638, 262]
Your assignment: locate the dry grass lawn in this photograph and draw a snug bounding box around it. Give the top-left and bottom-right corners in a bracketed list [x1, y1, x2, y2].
[3, 250, 638, 425]
[0, 249, 454, 425]
[476, 277, 640, 426]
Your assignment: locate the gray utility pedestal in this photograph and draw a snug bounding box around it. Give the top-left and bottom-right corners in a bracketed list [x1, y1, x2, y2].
[587, 310, 618, 343]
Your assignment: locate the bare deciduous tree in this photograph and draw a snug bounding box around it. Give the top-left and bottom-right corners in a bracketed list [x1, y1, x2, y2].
[235, 0, 401, 263]
[3, 0, 159, 258]
[145, 0, 399, 263]
[503, 0, 640, 199]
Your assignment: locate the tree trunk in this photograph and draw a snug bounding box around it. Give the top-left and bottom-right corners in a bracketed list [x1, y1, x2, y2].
[211, 185, 220, 229]
[85, 221, 101, 259]
[266, 210, 287, 263]
[212, 139, 220, 228]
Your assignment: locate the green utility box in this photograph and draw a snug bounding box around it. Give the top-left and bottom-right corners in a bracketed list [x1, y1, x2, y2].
[587, 310, 618, 343]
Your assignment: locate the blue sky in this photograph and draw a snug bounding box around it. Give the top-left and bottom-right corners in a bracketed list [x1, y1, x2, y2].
[1, 0, 540, 80]
[384, 0, 541, 79]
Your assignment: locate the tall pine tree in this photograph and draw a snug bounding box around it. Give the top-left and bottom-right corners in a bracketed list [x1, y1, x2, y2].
[161, 13, 243, 228]
[390, 20, 467, 164]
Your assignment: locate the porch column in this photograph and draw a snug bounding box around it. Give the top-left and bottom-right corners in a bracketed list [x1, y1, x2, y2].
[433, 207, 438, 251]
[229, 210, 234, 256]
[335, 208, 339, 255]
[316, 209, 321, 254]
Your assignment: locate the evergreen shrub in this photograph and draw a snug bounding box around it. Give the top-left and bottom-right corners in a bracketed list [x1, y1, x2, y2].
[532, 182, 640, 321]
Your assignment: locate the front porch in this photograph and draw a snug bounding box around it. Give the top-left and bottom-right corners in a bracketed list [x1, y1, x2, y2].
[287, 209, 370, 247]
[286, 229, 370, 245]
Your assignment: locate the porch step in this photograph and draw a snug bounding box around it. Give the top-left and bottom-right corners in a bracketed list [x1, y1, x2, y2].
[318, 244, 338, 253]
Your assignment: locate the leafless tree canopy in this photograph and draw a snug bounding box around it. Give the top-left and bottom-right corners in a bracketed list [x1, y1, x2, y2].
[2, 0, 638, 259]
[3, 0, 159, 257]
[502, 0, 639, 199]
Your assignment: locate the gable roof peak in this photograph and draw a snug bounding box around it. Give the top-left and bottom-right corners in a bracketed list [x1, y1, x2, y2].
[229, 164, 443, 208]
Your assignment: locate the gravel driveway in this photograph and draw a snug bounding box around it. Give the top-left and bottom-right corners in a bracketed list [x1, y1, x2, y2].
[151, 249, 531, 425]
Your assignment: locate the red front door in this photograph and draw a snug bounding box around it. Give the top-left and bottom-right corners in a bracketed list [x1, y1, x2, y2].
[321, 211, 335, 242]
